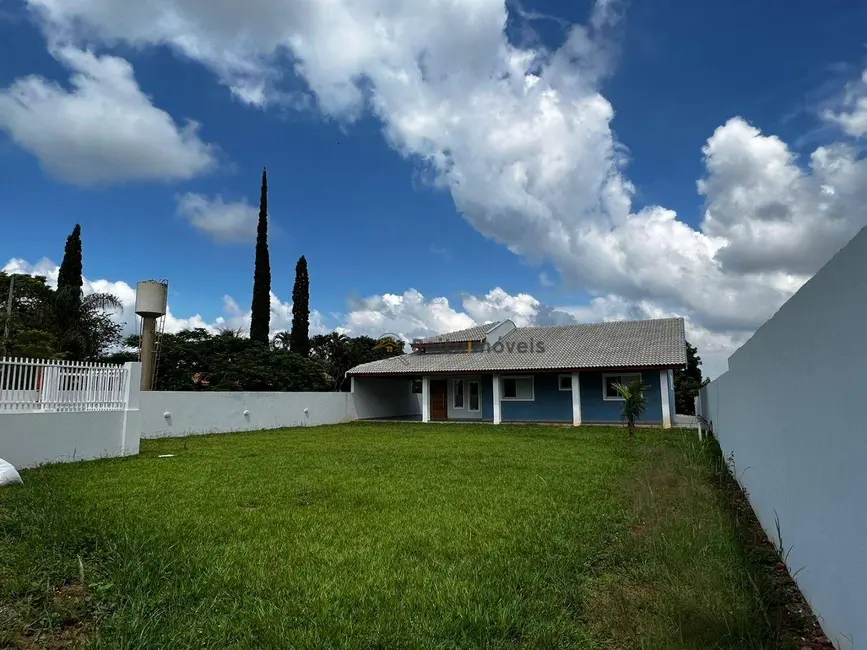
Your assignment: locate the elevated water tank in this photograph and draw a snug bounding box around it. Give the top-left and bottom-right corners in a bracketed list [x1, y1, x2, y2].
[135, 280, 168, 317]
[135, 280, 168, 392]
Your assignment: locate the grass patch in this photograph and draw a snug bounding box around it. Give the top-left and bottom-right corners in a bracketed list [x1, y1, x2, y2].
[0, 423, 786, 648]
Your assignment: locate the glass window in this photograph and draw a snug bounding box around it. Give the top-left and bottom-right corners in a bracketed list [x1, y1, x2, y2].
[604, 373, 642, 400]
[558, 375, 572, 391]
[411, 379, 422, 394]
[502, 376, 533, 400]
[469, 381, 480, 411]
[453, 379, 465, 408]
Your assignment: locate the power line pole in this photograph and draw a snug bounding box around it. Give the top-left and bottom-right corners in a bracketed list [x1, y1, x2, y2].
[1, 274, 14, 358]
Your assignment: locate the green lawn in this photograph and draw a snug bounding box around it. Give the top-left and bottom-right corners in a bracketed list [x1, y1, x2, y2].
[1, 423, 774, 649]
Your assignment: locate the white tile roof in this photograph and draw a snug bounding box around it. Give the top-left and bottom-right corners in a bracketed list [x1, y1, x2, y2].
[348, 317, 686, 375]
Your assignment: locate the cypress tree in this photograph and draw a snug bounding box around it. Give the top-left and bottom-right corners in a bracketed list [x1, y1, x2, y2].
[290, 255, 310, 357]
[249, 168, 271, 344]
[57, 224, 83, 300]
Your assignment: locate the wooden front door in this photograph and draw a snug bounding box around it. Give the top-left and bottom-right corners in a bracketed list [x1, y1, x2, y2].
[430, 379, 448, 420]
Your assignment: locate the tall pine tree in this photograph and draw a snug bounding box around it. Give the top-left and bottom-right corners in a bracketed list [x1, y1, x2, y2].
[57, 224, 83, 300]
[674, 341, 704, 414]
[290, 255, 310, 356]
[249, 168, 271, 344]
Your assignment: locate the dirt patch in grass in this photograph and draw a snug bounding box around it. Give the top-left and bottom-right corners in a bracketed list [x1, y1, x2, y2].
[1, 581, 92, 649]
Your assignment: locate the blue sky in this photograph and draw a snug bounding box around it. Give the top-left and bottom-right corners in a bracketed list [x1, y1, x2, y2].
[1, 0, 867, 377]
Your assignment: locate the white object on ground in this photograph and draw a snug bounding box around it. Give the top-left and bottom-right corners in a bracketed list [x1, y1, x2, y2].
[0, 458, 23, 486]
[158, 454, 176, 458]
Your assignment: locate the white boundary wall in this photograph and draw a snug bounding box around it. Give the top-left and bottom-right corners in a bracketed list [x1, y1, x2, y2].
[140, 391, 360, 438]
[699, 226, 867, 650]
[0, 362, 142, 469]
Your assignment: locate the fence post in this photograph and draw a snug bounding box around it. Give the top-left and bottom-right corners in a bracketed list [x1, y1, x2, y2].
[120, 362, 142, 457]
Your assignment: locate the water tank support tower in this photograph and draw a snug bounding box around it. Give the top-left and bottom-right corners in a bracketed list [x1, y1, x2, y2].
[135, 280, 168, 392]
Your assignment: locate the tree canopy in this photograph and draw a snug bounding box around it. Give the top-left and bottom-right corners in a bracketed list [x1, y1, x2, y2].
[125, 329, 331, 391]
[1, 259, 123, 362]
[674, 341, 706, 415]
[310, 333, 405, 391]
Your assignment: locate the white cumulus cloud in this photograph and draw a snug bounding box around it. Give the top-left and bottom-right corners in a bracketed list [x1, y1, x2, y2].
[823, 69, 867, 138]
[176, 193, 260, 243]
[0, 47, 217, 185]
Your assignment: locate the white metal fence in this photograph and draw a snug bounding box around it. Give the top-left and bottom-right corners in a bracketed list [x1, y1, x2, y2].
[0, 357, 129, 412]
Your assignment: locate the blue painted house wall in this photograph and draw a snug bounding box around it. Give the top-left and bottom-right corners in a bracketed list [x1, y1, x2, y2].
[500, 373, 572, 422]
[428, 369, 669, 424]
[579, 370, 663, 424]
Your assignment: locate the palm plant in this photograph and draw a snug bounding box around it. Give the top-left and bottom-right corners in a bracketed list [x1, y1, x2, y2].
[325, 333, 352, 390]
[612, 378, 650, 439]
[272, 331, 292, 350]
[53, 290, 123, 361]
[216, 327, 244, 339]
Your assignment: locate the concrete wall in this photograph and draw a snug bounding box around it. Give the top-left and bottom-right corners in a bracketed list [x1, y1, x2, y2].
[699, 225, 867, 650]
[140, 391, 360, 438]
[0, 362, 141, 469]
[351, 377, 422, 420]
[0, 411, 138, 468]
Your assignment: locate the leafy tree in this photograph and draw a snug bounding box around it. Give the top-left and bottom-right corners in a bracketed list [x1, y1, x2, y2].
[56, 293, 124, 361]
[309, 332, 351, 390]
[100, 349, 139, 365]
[310, 332, 405, 391]
[52, 224, 124, 359]
[56, 224, 83, 299]
[613, 379, 649, 439]
[249, 168, 271, 344]
[0, 271, 121, 360]
[674, 341, 704, 415]
[290, 255, 310, 357]
[133, 329, 331, 392]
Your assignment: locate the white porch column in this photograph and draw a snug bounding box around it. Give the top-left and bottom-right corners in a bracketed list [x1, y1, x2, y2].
[492, 374, 502, 424]
[571, 372, 582, 426]
[659, 369, 672, 429]
[421, 376, 431, 423]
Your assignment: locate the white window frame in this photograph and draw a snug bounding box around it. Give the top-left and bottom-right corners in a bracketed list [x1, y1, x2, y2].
[453, 378, 465, 409]
[467, 380, 481, 412]
[558, 374, 572, 391]
[602, 373, 642, 401]
[501, 375, 534, 401]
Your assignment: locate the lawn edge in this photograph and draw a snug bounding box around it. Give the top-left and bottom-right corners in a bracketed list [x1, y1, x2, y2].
[703, 434, 834, 650]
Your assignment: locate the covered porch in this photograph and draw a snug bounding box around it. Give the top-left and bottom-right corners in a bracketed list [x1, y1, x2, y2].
[352, 370, 674, 428]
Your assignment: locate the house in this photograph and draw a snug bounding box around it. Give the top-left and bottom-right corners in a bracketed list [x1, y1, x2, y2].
[346, 317, 687, 427]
